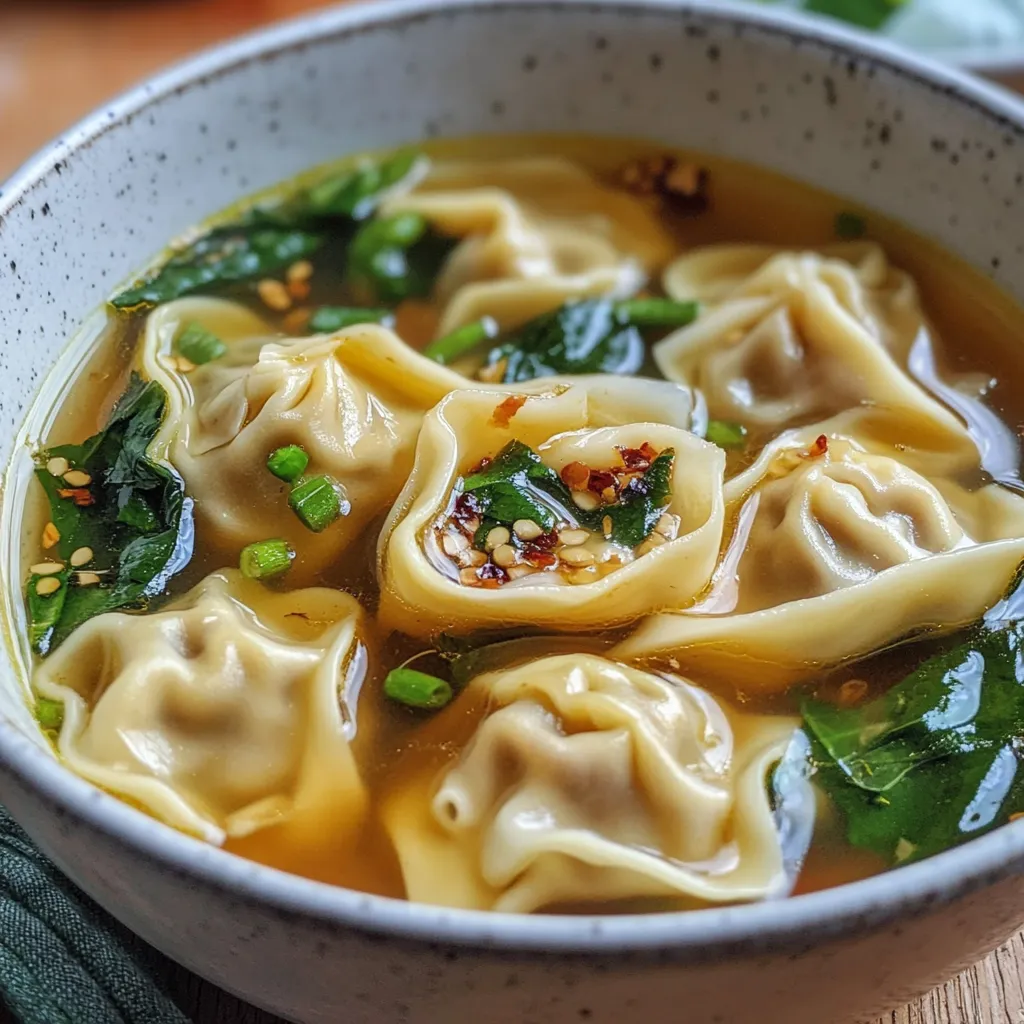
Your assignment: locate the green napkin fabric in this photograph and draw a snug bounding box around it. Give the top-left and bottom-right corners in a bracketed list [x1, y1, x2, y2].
[0, 805, 188, 1024]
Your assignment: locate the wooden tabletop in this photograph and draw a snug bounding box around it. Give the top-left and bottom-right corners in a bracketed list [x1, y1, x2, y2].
[2, 2, 1024, 1022]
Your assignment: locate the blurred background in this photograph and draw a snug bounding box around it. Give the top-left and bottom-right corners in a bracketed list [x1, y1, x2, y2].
[0, 0, 340, 178]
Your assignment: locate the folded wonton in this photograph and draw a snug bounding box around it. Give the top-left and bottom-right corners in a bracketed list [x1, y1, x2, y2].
[383, 654, 799, 912]
[141, 298, 471, 583]
[384, 157, 676, 336]
[33, 571, 368, 846]
[617, 413, 1024, 689]
[654, 243, 969, 447]
[376, 384, 725, 638]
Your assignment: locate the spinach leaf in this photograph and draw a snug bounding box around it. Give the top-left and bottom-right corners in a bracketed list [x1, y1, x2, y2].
[112, 150, 427, 309]
[458, 439, 674, 548]
[111, 227, 324, 310]
[29, 375, 193, 653]
[346, 212, 455, 305]
[802, 0, 906, 31]
[480, 298, 699, 384]
[801, 600, 1024, 865]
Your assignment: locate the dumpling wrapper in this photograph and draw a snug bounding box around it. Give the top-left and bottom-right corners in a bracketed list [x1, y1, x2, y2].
[383, 653, 798, 913]
[384, 157, 676, 335]
[33, 570, 368, 847]
[617, 415, 1024, 690]
[141, 298, 472, 584]
[654, 242, 971, 448]
[376, 384, 726, 638]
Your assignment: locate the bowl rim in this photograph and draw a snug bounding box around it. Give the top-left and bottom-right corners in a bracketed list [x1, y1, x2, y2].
[4, 0, 1024, 956]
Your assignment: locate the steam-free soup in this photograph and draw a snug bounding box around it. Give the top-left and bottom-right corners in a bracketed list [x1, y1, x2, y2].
[17, 135, 1024, 912]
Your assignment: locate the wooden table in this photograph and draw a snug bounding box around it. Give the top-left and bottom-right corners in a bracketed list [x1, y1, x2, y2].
[2, 2, 1023, 1022]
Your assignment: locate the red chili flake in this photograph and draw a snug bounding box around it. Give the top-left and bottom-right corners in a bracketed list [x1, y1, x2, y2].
[587, 469, 617, 495]
[57, 487, 95, 507]
[529, 530, 559, 551]
[468, 456, 492, 475]
[616, 442, 658, 471]
[491, 394, 527, 428]
[523, 549, 557, 569]
[560, 461, 591, 491]
[476, 562, 509, 587]
[452, 492, 482, 525]
[801, 435, 829, 459]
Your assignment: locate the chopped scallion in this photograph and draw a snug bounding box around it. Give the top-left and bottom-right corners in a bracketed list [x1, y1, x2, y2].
[835, 211, 867, 240]
[384, 667, 454, 710]
[34, 697, 64, 732]
[422, 316, 499, 365]
[308, 306, 394, 334]
[266, 445, 309, 484]
[289, 475, 347, 533]
[705, 419, 748, 449]
[239, 538, 295, 580]
[175, 322, 228, 365]
[613, 298, 700, 327]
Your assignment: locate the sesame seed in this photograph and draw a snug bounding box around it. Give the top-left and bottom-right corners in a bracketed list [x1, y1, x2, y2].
[512, 519, 543, 541]
[573, 490, 600, 511]
[257, 278, 292, 312]
[485, 526, 511, 551]
[459, 567, 482, 586]
[75, 572, 102, 587]
[286, 260, 314, 284]
[568, 566, 599, 585]
[63, 470, 91, 487]
[558, 529, 589, 547]
[507, 565, 538, 580]
[174, 356, 196, 373]
[460, 549, 488, 568]
[491, 544, 519, 569]
[441, 532, 470, 557]
[35, 577, 61, 596]
[560, 546, 595, 567]
[602, 515, 613, 537]
[601, 485, 618, 502]
[46, 457, 69, 477]
[30, 562, 64, 576]
[41, 523, 60, 549]
[69, 546, 93, 567]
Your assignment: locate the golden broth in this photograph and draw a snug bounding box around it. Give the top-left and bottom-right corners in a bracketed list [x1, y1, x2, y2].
[22, 134, 1024, 909]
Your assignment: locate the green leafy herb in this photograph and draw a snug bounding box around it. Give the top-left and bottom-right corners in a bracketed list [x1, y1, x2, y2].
[111, 150, 428, 309]
[34, 697, 64, 733]
[801, 582, 1024, 865]
[835, 211, 867, 240]
[481, 297, 699, 384]
[305, 150, 426, 221]
[239, 538, 294, 580]
[705, 419, 748, 449]
[307, 306, 394, 334]
[384, 667, 454, 710]
[423, 317, 499, 365]
[29, 374, 193, 654]
[174, 321, 227, 365]
[289, 475, 348, 533]
[111, 227, 323, 310]
[803, 0, 907, 31]
[346, 212, 453, 305]
[266, 445, 309, 484]
[459, 439, 675, 548]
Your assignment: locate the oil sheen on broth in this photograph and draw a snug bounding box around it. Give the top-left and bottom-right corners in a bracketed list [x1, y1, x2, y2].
[19, 135, 1024, 913]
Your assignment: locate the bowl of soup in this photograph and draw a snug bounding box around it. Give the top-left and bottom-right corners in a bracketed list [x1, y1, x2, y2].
[3, 0, 1024, 1021]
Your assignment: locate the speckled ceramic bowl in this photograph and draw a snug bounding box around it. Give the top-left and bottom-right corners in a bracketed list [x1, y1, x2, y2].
[3, 2, 1024, 1022]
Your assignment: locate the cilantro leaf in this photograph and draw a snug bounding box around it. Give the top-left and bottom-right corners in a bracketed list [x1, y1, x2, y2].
[802, 0, 906, 31]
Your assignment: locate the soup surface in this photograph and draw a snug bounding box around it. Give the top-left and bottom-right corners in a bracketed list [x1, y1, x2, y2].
[16, 135, 1024, 913]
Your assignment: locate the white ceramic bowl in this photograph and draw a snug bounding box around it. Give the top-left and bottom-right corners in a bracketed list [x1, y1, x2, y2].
[4, 2, 1024, 1022]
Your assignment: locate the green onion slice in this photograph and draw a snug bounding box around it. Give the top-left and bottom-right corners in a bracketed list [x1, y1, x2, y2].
[34, 697, 65, 732]
[308, 306, 395, 334]
[175, 322, 228, 365]
[613, 298, 700, 328]
[422, 316, 499, 365]
[289, 475, 348, 533]
[266, 445, 309, 484]
[240, 538, 295, 580]
[705, 419, 748, 450]
[384, 667, 454, 710]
